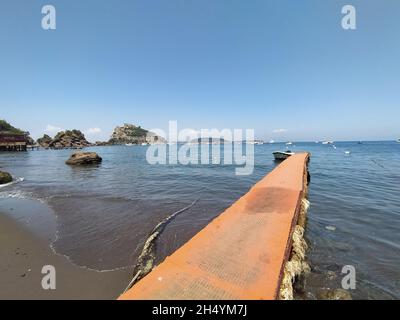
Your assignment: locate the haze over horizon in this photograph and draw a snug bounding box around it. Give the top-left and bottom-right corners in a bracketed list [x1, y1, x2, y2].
[1, 0, 399, 142]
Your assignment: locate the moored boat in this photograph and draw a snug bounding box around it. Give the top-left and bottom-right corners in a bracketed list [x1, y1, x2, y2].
[273, 151, 295, 161]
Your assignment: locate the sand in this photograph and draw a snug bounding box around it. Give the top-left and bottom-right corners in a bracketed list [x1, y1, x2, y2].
[0, 199, 131, 300]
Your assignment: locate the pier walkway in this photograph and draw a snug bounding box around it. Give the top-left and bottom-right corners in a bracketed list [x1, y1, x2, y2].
[119, 153, 310, 300]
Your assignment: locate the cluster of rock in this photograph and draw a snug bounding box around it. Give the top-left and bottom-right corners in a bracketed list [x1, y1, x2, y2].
[108, 123, 165, 145]
[37, 130, 92, 149]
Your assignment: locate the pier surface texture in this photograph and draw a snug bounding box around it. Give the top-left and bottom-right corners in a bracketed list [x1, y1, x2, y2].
[119, 153, 310, 300]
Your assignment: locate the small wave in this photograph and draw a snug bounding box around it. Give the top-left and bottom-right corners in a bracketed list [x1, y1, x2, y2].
[0, 179, 46, 204]
[0, 177, 24, 189]
[0, 189, 33, 200]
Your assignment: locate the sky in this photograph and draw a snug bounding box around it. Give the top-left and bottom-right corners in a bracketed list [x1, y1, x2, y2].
[0, 0, 399, 142]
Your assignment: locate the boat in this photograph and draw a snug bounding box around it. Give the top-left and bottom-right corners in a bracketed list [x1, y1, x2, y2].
[269, 139, 275, 144]
[273, 151, 295, 161]
[285, 142, 293, 146]
[125, 143, 133, 146]
[141, 142, 149, 146]
[322, 141, 334, 145]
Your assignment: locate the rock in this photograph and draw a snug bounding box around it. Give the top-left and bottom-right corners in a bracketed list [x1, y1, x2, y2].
[317, 288, 352, 300]
[94, 141, 110, 146]
[326, 271, 337, 280]
[65, 152, 102, 165]
[0, 171, 12, 184]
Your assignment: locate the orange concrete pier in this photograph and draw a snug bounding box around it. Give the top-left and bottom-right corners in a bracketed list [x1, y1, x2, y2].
[119, 153, 310, 300]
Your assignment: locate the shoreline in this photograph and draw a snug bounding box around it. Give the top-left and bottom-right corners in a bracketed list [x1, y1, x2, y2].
[0, 198, 131, 300]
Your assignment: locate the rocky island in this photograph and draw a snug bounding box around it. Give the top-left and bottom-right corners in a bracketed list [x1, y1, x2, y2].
[37, 130, 92, 149]
[108, 123, 165, 145]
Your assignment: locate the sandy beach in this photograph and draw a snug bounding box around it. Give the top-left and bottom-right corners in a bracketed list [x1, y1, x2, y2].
[0, 198, 131, 300]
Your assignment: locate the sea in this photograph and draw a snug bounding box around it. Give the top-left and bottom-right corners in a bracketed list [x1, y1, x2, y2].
[0, 141, 399, 299]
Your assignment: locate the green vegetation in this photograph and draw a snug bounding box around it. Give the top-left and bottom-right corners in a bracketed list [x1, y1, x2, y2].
[54, 129, 84, 141]
[0, 119, 24, 135]
[37, 134, 52, 145]
[127, 126, 148, 137]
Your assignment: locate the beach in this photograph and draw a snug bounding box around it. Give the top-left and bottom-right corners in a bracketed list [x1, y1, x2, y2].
[0, 198, 131, 300]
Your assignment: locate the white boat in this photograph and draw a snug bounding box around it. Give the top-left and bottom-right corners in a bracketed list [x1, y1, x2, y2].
[125, 143, 133, 146]
[141, 142, 148, 146]
[322, 141, 334, 145]
[269, 139, 275, 144]
[273, 151, 295, 161]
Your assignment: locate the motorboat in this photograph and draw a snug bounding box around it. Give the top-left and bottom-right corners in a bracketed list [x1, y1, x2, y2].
[273, 150, 295, 161]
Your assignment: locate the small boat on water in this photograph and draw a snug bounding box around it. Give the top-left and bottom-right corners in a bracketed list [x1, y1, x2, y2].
[285, 142, 293, 146]
[269, 139, 275, 144]
[273, 151, 295, 161]
[141, 142, 149, 146]
[322, 141, 334, 145]
[125, 143, 133, 146]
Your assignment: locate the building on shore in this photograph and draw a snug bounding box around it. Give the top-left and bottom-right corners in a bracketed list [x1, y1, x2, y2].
[0, 133, 29, 151]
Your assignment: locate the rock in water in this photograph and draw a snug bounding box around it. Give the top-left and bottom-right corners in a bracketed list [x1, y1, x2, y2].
[0, 171, 13, 184]
[317, 289, 352, 300]
[65, 152, 102, 165]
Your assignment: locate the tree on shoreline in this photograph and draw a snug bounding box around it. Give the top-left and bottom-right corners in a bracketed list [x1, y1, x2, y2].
[0, 119, 25, 135]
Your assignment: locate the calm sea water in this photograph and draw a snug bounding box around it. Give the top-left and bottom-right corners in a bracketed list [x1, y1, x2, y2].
[0, 141, 399, 299]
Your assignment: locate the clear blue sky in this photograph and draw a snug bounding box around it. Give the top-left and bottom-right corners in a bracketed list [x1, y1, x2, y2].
[1, 0, 399, 141]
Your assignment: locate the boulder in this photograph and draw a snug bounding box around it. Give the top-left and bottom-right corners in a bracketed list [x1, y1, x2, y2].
[65, 152, 102, 165]
[0, 171, 12, 185]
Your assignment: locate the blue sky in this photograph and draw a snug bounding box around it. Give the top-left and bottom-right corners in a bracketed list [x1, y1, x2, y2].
[0, 0, 399, 141]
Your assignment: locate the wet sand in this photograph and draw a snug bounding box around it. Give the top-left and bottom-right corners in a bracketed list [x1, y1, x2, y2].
[0, 199, 131, 300]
